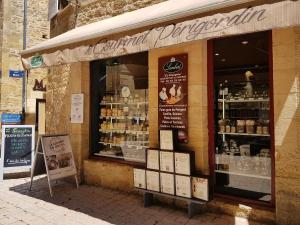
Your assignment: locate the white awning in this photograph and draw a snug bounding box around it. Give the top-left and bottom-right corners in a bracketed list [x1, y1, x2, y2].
[21, 0, 300, 69]
[21, 0, 252, 56]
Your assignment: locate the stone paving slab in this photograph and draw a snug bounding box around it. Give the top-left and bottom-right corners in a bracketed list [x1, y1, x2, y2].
[0, 176, 266, 225]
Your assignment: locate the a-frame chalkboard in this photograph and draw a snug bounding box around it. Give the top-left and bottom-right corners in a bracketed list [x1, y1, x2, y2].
[0, 125, 35, 181]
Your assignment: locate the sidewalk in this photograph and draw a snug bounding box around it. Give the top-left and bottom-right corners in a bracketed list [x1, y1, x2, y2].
[0, 176, 265, 225]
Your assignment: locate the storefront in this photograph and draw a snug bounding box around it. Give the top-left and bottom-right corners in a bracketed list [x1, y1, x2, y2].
[21, 0, 300, 224]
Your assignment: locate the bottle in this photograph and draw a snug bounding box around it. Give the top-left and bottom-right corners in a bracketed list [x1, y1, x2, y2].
[223, 80, 229, 97]
[218, 82, 224, 99]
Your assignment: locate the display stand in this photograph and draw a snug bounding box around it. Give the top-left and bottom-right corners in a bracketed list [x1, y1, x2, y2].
[29, 134, 79, 197]
[139, 189, 206, 218]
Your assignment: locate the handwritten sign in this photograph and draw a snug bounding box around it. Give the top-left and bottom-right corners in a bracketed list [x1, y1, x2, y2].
[1, 125, 35, 180]
[158, 54, 188, 143]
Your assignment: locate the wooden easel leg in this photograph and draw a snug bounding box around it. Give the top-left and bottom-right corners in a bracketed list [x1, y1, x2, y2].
[29, 150, 39, 191]
[47, 175, 53, 197]
[75, 175, 79, 189]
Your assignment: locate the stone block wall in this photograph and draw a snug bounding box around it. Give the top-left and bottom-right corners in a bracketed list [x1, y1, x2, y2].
[273, 27, 300, 225]
[0, 0, 49, 124]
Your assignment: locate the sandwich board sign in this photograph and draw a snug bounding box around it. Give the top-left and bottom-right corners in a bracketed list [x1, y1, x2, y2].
[29, 134, 78, 197]
[0, 125, 35, 181]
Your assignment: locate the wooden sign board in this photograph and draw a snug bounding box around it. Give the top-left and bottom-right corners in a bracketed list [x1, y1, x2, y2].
[29, 134, 78, 197]
[146, 170, 160, 192]
[175, 175, 192, 198]
[192, 177, 209, 201]
[0, 125, 35, 181]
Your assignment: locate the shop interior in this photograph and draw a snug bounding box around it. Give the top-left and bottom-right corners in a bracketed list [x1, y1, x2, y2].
[212, 31, 273, 203]
[90, 52, 149, 163]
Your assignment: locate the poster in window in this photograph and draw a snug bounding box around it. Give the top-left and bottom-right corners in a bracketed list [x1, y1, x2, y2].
[160, 172, 175, 195]
[146, 170, 160, 192]
[192, 177, 209, 201]
[71, 94, 84, 123]
[175, 152, 191, 175]
[133, 168, 146, 189]
[175, 175, 191, 198]
[158, 54, 188, 143]
[160, 151, 174, 173]
[147, 149, 159, 170]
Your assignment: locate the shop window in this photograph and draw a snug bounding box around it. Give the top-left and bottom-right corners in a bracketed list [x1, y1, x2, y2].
[209, 31, 274, 204]
[90, 52, 149, 163]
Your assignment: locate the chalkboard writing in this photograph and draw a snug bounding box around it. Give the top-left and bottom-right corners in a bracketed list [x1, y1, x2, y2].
[3, 127, 33, 168]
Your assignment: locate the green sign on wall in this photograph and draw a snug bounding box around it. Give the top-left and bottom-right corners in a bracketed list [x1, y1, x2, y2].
[30, 56, 43, 68]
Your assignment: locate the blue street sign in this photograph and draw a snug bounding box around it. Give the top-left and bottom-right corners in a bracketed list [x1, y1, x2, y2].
[1, 113, 22, 124]
[9, 70, 24, 78]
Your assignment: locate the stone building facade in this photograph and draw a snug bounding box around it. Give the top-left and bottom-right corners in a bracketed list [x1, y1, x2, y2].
[30, 1, 300, 225]
[0, 0, 49, 124]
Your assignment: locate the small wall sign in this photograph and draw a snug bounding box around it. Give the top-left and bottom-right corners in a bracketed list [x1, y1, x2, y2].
[30, 56, 43, 68]
[9, 70, 24, 78]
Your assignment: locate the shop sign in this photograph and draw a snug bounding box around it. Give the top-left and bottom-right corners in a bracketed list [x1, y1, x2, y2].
[30, 56, 43, 68]
[22, 0, 300, 69]
[158, 54, 188, 143]
[9, 70, 24, 78]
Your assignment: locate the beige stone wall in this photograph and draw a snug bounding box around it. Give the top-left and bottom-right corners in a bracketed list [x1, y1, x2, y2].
[0, 0, 49, 124]
[273, 27, 300, 225]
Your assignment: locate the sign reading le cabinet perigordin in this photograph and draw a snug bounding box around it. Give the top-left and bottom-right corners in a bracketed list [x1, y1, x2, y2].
[29, 134, 78, 197]
[0, 125, 35, 181]
[158, 53, 188, 143]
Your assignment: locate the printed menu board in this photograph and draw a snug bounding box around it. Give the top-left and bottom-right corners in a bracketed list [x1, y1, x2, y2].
[146, 170, 160, 192]
[42, 135, 77, 180]
[133, 168, 146, 189]
[147, 149, 159, 170]
[158, 53, 188, 143]
[175, 152, 191, 175]
[192, 177, 209, 201]
[160, 151, 174, 172]
[1, 125, 34, 169]
[175, 175, 191, 198]
[160, 172, 175, 195]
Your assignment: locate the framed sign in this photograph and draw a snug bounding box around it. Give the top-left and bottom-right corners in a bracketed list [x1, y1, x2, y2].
[1, 125, 35, 180]
[146, 170, 160, 192]
[175, 175, 191, 198]
[192, 177, 209, 201]
[160, 172, 175, 195]
[159, 130, 174, 150]
[133, 168, 146, 189]
[29, 134, 78, 197]
[158, 54, 188, 143]
[175, 152, 192, 175]
[159, 151, 174, 173]
[146, 149, 159, 170]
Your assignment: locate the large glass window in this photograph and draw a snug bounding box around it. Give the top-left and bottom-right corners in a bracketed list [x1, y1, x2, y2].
[211, 32, 273, 203]
[90, 52, 149, 163]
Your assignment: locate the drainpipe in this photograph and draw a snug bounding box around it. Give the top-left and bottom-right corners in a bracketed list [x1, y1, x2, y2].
[22, 0, 27, 121]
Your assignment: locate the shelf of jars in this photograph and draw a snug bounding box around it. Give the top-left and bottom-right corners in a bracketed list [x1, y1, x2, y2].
[100, 102, 148, 106]
[218, 132, 270, 137]
[215, 80, 272, 181]
[218, 98, 269, 103]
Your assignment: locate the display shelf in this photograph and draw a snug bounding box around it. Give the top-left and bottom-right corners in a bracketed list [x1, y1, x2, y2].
[94, 152, 124, 159]
[215, 169, 271, 180]
[100, 101, 148, 106]
[218, 98, 269, 103]
[98, 141, 149, 148]
[99, 116, 147, 120]
[99, 129, 149, 134]
[218, 132, 270, 137]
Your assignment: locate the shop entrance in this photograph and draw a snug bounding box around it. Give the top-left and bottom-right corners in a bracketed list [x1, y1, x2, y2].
[208, 31, 274, 206]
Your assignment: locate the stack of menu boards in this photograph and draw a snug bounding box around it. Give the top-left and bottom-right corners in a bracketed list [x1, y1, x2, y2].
[133, 130, 209, 201]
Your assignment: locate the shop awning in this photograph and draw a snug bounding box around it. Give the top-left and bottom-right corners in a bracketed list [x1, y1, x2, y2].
[21, 0, 300, 69]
